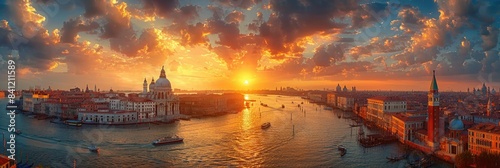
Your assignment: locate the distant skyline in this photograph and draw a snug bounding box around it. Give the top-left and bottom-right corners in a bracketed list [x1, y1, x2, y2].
[0, 0, 499, 91]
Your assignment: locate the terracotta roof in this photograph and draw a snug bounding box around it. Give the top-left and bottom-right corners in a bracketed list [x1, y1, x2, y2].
[0, 155, 11, 165]
[393, 113, 427, 122]
[469, 123, 500, 134]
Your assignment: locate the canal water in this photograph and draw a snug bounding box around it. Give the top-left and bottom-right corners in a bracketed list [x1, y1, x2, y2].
[0, 94, 452, 167]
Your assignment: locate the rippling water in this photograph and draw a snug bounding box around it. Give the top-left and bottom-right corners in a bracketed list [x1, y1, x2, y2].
[0, 95, 452, 167]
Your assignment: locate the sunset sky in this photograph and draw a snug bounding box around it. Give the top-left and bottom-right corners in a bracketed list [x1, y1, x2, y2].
[0, 0, 499, 91]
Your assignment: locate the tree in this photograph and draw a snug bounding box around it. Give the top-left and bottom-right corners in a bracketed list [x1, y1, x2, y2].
[455, 150, 473, 168]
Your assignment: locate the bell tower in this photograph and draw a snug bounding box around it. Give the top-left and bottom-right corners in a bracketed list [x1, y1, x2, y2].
[427, 70, 440, 146]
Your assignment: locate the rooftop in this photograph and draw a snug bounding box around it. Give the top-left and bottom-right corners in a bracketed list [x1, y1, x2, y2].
[469, 123, 500, 134]
[393, 113, 427, 123]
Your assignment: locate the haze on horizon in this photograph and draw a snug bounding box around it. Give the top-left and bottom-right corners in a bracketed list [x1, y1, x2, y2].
[0, 0, 499, 91]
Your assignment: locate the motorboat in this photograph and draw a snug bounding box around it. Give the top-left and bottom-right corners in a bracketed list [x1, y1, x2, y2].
[337, 145, 346, 151]
[338, 145, 347, 156]
[88, 145, 99, 153]
[152, 135, 184, 145]
[261, 122, 271, 129]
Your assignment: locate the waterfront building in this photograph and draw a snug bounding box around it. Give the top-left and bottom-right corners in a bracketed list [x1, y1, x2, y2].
[40, 101, 63, 116]
[337, 94, 355, 111]
[307, 91, 327, 103]
[468, 123, 500, 155]
[428, 70, 440, 149]
[78, 110, 138, 124]
[22, 92, 50, 112]
[326, 93, 337, 107]
[366, 96, 407, 130]
[390, 113, 426, 142]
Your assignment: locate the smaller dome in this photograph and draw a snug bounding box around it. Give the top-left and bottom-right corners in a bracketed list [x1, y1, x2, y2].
[449, 118, 464, 130]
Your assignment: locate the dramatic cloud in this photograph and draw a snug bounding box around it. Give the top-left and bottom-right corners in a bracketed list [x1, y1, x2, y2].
[81, 0, 107, 18]
[312, 43, 345, 67]
[60, 17, 99, 43]
[350, 3, 390, 28]
[258, 0, 357, 54]
[481, 26, 499, 51]
[213, 0, 262, 9]
[142, 0, 179, 18]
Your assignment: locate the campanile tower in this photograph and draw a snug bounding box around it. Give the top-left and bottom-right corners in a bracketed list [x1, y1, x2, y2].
[428, 70, 440, 144]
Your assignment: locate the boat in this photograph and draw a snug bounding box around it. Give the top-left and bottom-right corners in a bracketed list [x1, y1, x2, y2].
[261, 122, 271, 129]
[152, 135, 184, 145]
[338, 145, 347, 156]
[65, 120, 83, 127]
[282, 104, 285, 108]
[88, 145, 99, 153]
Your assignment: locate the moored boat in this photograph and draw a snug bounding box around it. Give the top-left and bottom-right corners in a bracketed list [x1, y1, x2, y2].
[152, 135, 184, 145]
[261, 122, 271, 129]
[65, 120, 83, 127]
[88, 145, 99, 153]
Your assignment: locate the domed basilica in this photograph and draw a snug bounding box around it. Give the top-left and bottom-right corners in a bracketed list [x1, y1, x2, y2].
[141, 66, 180, 117]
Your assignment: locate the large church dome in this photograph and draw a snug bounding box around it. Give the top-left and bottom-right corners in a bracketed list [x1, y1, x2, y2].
[449, 117, 464, 131]
[155, 66, 172, 90]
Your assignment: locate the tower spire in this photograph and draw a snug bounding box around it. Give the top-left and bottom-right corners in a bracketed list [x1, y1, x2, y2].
[430, 70, 438, 91]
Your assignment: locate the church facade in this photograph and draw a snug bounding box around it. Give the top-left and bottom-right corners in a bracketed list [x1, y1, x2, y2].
[141, 66, 180, 119]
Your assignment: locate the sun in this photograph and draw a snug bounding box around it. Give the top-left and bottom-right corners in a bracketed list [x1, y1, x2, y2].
[243, 80, 249, 85]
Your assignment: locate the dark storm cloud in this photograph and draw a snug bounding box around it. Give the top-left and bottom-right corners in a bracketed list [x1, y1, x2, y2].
[60, 18, 99, 43]
[81, 0, 106, 18]
[312, 43, 345, 67]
